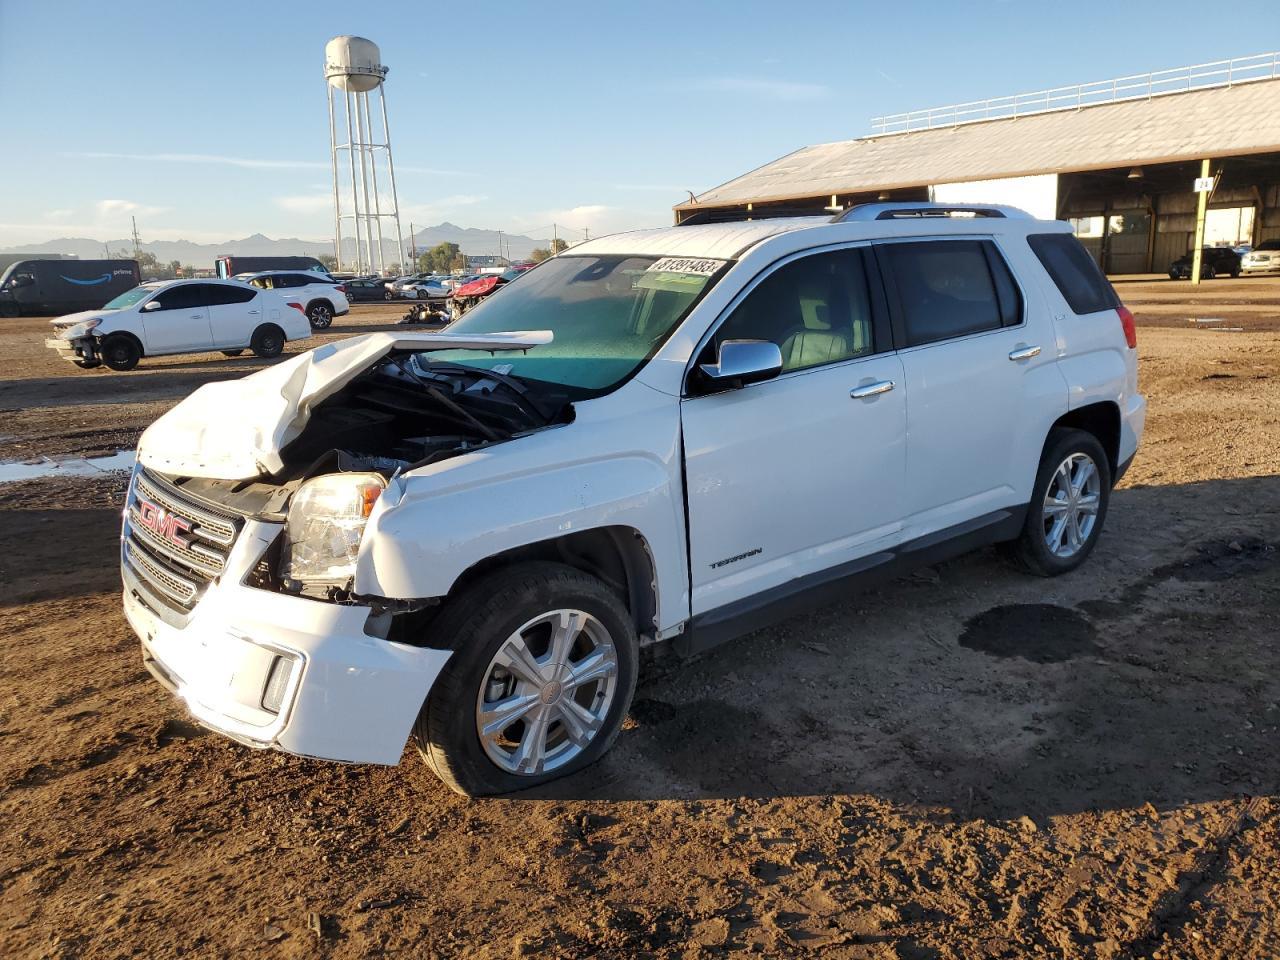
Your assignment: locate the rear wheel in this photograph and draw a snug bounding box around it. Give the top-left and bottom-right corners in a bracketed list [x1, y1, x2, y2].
[306, 300, 333, 329]
[1006, 428, 1111, 577]
[250, 324, 285, 359]
[1201, 264, 1217, 280]
[414, 563, 638, 796]
[100, 335, 141, 372]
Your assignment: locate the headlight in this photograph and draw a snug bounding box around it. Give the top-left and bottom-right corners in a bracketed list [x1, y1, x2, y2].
[279, 472, 386, 588]
[62, 317, 101, 339]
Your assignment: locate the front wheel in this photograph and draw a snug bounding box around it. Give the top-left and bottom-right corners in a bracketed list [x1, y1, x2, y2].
[1005, 428, 1112, 577]
[100, 335, 141, 371]
[414, 563, 639, 796]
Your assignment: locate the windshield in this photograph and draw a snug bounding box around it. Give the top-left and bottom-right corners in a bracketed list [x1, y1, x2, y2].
[102, 286, 155, 310]
[428, 254, 726, 395]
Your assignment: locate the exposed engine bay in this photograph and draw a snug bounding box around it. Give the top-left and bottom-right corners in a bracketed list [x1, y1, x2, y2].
[166, 351, 573, 520]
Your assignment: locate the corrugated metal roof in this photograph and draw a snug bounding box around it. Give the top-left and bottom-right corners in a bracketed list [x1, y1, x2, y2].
[678, 78, 1280, 211]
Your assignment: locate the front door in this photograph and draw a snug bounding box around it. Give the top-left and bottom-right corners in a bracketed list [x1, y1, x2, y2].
[681, 246, 907, 617]
[140, 283, 214, 353]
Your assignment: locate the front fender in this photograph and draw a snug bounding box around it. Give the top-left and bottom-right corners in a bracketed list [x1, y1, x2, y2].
[354, 454, 689, 631]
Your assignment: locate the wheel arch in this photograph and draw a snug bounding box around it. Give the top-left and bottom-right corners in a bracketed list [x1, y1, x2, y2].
[1049, 401, 1120, 480]
[446, 526, 660, 643]
[99, 329, 145, 357]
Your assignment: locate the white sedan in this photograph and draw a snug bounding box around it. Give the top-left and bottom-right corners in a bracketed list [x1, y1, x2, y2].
[44, 278, 312, 371]
[404, 277, 456, 300]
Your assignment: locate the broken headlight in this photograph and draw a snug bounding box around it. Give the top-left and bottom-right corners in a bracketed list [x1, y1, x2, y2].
[279, 473, 386, 589]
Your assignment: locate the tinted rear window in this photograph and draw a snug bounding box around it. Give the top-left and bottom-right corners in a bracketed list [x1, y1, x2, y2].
[1027, 233, 1119, 315]
[881, 240, 1016, 347]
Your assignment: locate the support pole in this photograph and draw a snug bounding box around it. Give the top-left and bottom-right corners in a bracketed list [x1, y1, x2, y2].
[361, 90, 385, 276]
[344, 90, 363, 273]
[354, 91, 377, 276]
[379, 88, 405, 277]
[327, 86, 343, 271]
[1190, 158, 1210, 286]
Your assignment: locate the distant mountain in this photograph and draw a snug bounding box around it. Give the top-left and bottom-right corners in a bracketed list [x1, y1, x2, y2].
[0, 222, 547, 269]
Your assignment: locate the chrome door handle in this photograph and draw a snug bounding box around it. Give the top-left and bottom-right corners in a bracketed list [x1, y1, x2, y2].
[190, 314, 203, 319]
[1008, 345, 1041, 361]
[248, 310, 260, 315]
[850, 380, 895, 399]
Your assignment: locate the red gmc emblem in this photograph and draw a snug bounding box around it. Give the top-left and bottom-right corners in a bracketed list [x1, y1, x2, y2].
[136, 500, 192, 548]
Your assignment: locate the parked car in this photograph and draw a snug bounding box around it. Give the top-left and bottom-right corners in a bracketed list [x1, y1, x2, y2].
[388, 272, 434, 296]
[0, 259, 140, 317]
[45, 278, 311, 371]
[403, 277, 455, 300]
[1168, 246, 1241, 279]
[215, 255, 329, 279]
[238, 271, 349, 328]
[1240, 239, 1280, 275]
[122, 202, 1144, 795]
[344, 277, 394, 302]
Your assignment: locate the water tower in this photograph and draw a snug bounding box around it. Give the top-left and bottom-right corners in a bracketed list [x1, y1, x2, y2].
[324, 36, 404, 275]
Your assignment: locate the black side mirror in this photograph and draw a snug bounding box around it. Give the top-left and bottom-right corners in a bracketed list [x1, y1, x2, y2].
[697, 339, 784, 390]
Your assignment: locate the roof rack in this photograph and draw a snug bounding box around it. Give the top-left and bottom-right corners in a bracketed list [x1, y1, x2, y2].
[676, 205, 830, 226]
[832, 202, 1032, 222]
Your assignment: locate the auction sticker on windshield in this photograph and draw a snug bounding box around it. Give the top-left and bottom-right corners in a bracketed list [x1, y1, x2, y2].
[646, 257, 725, 276]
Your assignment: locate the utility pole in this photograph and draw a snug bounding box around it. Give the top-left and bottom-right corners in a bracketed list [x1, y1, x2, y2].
[409, 222, 416, 263]
[552, 222, 558, 255]
[131, 216, 142, 261]
[583, 226, 590, 242]
[497, 230, 503, 262]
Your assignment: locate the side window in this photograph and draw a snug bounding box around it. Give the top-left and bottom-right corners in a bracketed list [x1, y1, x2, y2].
[276, 274, 306, 289]
[1027, 233, 1119, 315]
[205, 284, 256, 306]
[151, 284, 207, 311]
[880, 240, 1012, 347]
[247, 277, 270, 289]
[712, 249, 875, 373]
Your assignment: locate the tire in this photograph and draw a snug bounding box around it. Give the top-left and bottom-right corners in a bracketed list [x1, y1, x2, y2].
[1231, 268, 1241, 279]
[74, 359, 101, 369]
[100, 335, 141, 372]
[221, 349, 244, 357]
[413, 562, 639, 797]
[1202, 265, 1216, 280]
[306, 300, 333, 329]
[249, 324, 285, 359]
[1006, 428, 1112, 577]
[384, 290, 394, 300]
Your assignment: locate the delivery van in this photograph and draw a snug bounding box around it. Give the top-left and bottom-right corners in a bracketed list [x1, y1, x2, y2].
[0, 259, 141, 317]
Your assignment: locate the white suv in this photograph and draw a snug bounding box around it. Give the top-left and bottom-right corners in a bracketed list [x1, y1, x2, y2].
[45, 279, 312, 371]
[238, 271, 349, 329]
[122, 203, 1145, 794]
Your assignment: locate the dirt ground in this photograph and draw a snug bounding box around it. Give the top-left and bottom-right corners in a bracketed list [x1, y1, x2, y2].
[1, 280, 1278, 959]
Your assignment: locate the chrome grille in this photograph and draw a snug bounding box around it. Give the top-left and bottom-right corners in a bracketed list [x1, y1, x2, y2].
[123, 467, 244, 615]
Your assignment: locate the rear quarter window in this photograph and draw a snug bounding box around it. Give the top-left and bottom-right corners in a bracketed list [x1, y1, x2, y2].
[1027, 233, 1119, 315]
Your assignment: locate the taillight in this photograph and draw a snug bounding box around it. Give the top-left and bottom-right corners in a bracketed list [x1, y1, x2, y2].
[1117, 304, 1137, 349]
[286, 301, 305, 314]
[335, 284, 346, 294]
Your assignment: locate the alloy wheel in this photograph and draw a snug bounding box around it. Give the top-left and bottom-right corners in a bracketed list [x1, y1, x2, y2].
[1042, 452, 1102, 558]
[475, 609, 619, 776]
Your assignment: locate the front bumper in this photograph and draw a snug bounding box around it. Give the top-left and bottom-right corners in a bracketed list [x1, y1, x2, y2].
[123, 515, 451, 764]
[45, 336, 96, 363]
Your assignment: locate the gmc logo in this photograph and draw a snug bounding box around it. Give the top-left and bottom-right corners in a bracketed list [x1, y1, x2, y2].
[137, 500, 192, 548]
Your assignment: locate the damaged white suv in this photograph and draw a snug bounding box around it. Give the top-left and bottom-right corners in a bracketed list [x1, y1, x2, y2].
[123, 203, 1145, 795]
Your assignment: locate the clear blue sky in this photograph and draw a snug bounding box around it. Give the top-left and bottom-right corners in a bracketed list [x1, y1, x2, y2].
[0, 0, 1272, 247]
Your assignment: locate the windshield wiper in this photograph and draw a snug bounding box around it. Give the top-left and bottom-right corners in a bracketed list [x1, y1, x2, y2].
[418, 360, 553, 428]
[384, 359, 506, 441]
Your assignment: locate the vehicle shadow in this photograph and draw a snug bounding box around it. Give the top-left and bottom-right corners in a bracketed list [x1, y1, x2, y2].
[516, 475, 1280, 820]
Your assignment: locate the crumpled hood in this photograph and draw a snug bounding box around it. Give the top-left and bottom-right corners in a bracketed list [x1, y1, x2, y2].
[49, 309, 106, 333]
[137, 329, 552, 480]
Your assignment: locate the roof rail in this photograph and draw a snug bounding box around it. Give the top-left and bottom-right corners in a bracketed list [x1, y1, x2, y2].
[832, 202, 1032, 222]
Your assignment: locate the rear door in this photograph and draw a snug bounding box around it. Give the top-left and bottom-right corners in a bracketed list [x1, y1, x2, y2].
[876, 237, 1065, 536]
[205, 283, 261, 347]
[681, 245, 907, 616]
[140, 284, 214, 353]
